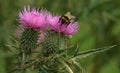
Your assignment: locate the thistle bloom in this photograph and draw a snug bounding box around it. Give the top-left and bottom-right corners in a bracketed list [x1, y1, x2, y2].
[19, 6, 47, 30]
[47, 14, 79, 35]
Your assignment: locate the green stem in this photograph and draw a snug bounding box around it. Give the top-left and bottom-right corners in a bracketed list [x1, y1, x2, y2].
[62, 60, 73, 73]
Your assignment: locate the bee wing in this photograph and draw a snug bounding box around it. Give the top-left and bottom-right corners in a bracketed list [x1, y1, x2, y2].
[71, 16, 76, 19]
[67, 12, 76, 19]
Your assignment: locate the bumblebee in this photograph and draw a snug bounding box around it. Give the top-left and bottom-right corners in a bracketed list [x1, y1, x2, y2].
[60, 12, 75, 24]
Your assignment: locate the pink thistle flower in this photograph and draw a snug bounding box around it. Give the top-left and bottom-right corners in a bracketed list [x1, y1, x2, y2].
[47, 15, 61, 30]
[47, 14, 79, 35]
[19, 6, 47, 30]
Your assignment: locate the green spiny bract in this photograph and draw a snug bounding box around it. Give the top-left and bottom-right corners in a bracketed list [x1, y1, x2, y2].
[19, 28, 39, 55]
[42, 30, 67, 57]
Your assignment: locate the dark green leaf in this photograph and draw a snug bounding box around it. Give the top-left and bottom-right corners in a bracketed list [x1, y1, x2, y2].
[73, 45, 117, 59]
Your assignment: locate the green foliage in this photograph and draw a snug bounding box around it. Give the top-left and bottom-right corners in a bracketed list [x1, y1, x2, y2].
[7, 29, 116, 73]
[0, 0, 120, 73]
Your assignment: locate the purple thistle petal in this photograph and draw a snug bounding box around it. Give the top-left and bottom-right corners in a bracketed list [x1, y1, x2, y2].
[63, 22, 79, 35]
[19, 6, 48, 30]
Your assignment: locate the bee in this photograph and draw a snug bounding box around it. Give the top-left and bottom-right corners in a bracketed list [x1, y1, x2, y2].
[60, 12, 75, 25]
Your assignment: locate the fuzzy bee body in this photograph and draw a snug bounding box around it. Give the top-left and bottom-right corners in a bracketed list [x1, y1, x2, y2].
[60, 12, 75, 25]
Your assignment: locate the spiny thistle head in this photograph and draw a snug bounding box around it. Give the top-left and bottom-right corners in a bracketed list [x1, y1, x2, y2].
[19, 6, 48, 30]
[40, 12, 79, 56]
[17, 6, 49, 54]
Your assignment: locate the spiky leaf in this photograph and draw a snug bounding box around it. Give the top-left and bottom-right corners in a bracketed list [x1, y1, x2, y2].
[72, 45, 116, 59]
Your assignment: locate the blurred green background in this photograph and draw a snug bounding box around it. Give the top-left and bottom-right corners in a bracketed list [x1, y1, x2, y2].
[0, 0, 120, 73]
